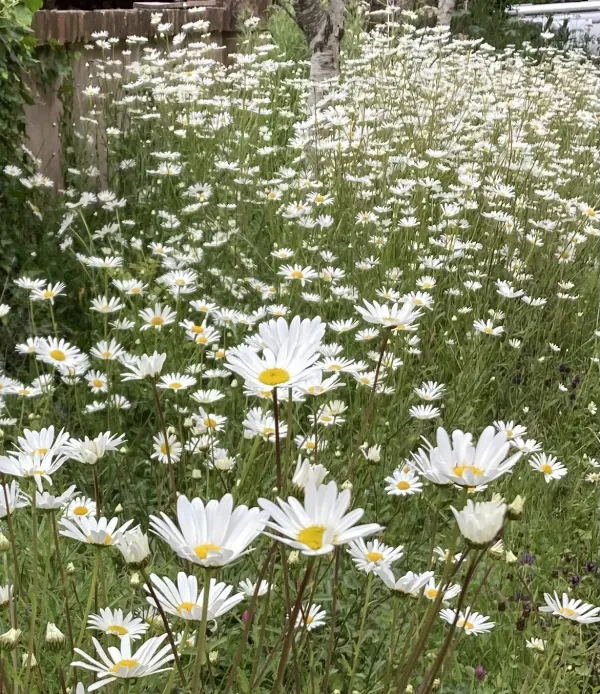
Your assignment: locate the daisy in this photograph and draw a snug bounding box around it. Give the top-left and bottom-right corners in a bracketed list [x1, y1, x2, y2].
[384, 469, 423, 497]
[347, 539, 404, 574]
[529, 453, 568, 482]
[423, 578, 461, 603]
[146, 573, 244, 621]
[150, 494, 268, 567]
[90, 339, 125, 361]
[414, 381, 446, 401]
[376, 568, 434, 595]
[150, 432, 181, 464]
[409, 404, 440, 420]
[473, 319, 504, 337]
[355, 299, 422, 329]
[278, 264, 318, 285]
[539, 592, 600, 623]
[13, 425, 70, 457]
[157, 373, 197, 391]
[295, 604, 326, 631]
[439, 608, 495, 635]
[121, 352, 166, 381]
[193, 409, 227, 433]
[243, 408, 288, 442]
[64, 432, 125, 465]
[36, 485, 77, 511]
[493, 420, 527, 440]
[36, 337, 82, 369]
[258, 481, 382, 556]
[526, 637, 546, 652]
[90, 296, 124, 314]
[413, 426, 522, 488]
[59, 515, 133, 547]
[139, 303, 177, 331]
[292, 456, 329, 489]
[0, 481, 29, 518]
[0, 450, 68, 491]
[86, 371, 109, 393]
[225, 316, 325, 392]
[31, 282, 66, 303]
[452, 499, 506, 547]
[191, 389, 224, 405]
[238, 578, 270, 597]
[72, 634, 173, 689]
[88, 608, 149, 640]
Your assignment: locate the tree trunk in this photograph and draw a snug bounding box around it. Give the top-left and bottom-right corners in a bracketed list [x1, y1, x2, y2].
[437, 0, 456, 26]
[291, 0, 344, 109]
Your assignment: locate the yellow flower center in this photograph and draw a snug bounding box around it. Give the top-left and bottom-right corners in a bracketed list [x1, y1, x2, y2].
[49, 349, 66, 362]
[170, 382, 182, 389]
[194, 543, 221, 560]
[92, 379, 104, 388]
[198, 305, 209, 312]
[175, 279, 186, 286]
[110, 658, 139, 673]
[37, 448, 48, 456]
[320, 415, 333, 422]
[396, 481, 410, 491]
[151, 316, 165, 326]
[559, 607, 576, 617]
[191, 325, 204, 333]
[306, 615, 314, 624]
[258, 368, 290, 386]
[131, 287, 142, 294]
[453, 465, 484, 478]
[305, 441, 316, 450]
[42, 290, 55, 299]
[328, 364, 342, 371]
[107, 625, 128, 636]
[215, 350, 225, 359]
[484, 327, 494, 334]
[196, 336, 209, 344]
[178, 601, 196, 614]
[457, 619, 474, 630]
[204, 418, 217, 428]
[102, 351, 112, 358]
[586, 208, 596, 217]
[290, 270, 304, 279]
[88, 535, 112, 545]
[365, 551, 384, 563]
[297, 525, 326, 551]
[315, 194, 325, 202]
[426, 588, 438, 599]
[541, 464, 553, 474]
[160, 444, 169, 454]
[263, 427, 275, 436]
[73, 505, 88, 516]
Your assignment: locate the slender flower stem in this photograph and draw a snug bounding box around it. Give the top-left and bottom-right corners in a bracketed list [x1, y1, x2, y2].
[418, 550, 486, 693]
[347, 571, 374, 694]
[347, 328, 389, 479]
[272, 388, 283, 490]
[50, 513, 74, 653]
[323, 547, 342, 694]
[223, 542, 278, 694]
[1, 478, 21, 594]
[76, 547, 101, 647]
[23, 489, 39, 692]
[271, 557, 315, 694]
[141, 568, 186, 686]
[191, 567, 212, 690]
[151, 381, 177, 504]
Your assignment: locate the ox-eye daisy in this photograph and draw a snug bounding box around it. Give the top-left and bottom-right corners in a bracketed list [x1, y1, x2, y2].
[258, 481, 382, 556]
[87, 608, 148, 640]
[439, 608, 495, 635]
[384, 469, 423, 496]
[149, 494, 268, 567]
[540, 592, 600, 624]
[347, 539, 404, 574]
[72, 634, 173, 690]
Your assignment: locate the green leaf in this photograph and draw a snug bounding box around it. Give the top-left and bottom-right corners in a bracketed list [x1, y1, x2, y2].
[24, 0, 43, 12]
[13, 6, 33, 27]
[235, 669, 250, 693]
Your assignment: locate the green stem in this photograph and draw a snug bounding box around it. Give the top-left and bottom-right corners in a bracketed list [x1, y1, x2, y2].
[347, 571, 374, 694]
[530, 622, 566, 693]
[76, 548, 101, 647]
[191, 567, 212, 690]
[23, 488, 39, 692]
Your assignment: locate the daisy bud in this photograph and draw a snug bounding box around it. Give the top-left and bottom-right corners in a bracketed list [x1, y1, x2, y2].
[46, 622, 65, 648]
[507, 495, 525, 521]
[0, 533, 10, 552]
[341, 480, 353, 490]
[432, 679, 441, 691]
[119, 446, 128, 454]
[271, 487, 278, 494]
[66, 562, 75, 575]
[288, 550, 300, 565]
[130, 572, 141, 587]
[488, 540, 505, 560]
[505, 550, 518, 564]
[209, 650, 219, 663]
[451, 500, 506, 548]
[231, 379, 238, 388]
[0, 628, 21, 650]
[114, 503, 123, 513]
[405, 687, 414, 694]
[192, 469, 202, 479]
[184, 417, 193, 427]
[118, 527, 150, 568]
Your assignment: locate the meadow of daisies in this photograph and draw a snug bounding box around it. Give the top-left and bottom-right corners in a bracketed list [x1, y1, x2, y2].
[0, 7, 599, 693]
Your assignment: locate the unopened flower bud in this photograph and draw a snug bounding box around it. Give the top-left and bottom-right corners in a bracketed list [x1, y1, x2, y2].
[114, 503, 123, 513]
[22, 652, 37, 667]
[507, 495, 525, 520]
[192, 469, 202, 479]
[432, 679, 441, 691]
[46, 622, 65, 647]
[66, 562, 75, 575]
[288, 550, 299, 565]
[0, 533, 10, 552]
[405, 686, 414, 694]
[209, 650, 218, 663]
[505, 550, 518, 564]
[117, 527, 150, 568]
[341, 480, 353, 490]
[130, 572, 141, 587]
[0, 628, 21, 650]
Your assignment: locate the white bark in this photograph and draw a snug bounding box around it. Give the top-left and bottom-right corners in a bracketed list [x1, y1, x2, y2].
[291, 0, 344, 109]
[437, 0, 456, 26]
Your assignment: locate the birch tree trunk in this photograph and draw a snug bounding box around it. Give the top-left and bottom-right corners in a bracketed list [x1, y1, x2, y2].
[290, 0, 345, 109]
[437, 0, 456, 26]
